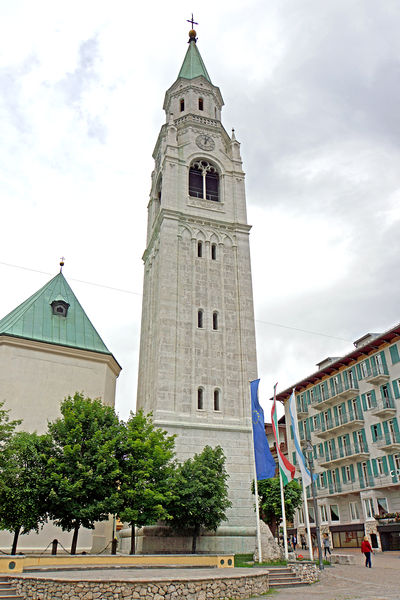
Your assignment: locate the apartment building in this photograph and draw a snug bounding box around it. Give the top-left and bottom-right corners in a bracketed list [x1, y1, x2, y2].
[276, 323, 400, 551]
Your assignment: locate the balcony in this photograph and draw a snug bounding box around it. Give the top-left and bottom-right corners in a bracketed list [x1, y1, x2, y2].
[365, 364, 389, 386]
[314, 408, 364, 439]
[314, 474, 399, 499]
[312, 383, 359, 410]
[375, 432, 400, 452]
[317, 443, 369, 468]
[297, 404, 308, 418]
[370, 398, 397, 418]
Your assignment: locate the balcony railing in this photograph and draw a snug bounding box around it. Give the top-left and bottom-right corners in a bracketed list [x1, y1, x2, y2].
[375, 432, 400, 452]
[312, 382, 359, 410]
[317, 442, 369, 467]
[365, 362, 389, 385]
[314, 407, 364, 438]
[370, 397, 396, 418]
[314, 473, 399, 498]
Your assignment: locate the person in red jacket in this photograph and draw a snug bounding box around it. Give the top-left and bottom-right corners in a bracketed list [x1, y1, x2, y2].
[361, 536, 373, 568]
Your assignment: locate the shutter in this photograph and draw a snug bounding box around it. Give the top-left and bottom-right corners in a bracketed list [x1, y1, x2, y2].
[380, 350, 388, 372]
[330, 378, 335, 396]
[341, 466, 346, 482]
[350, 464, 355, 482]
[323, 472, 327, 486]
[372, 459, 378, 477]
[392, 418, 400, 434]
[356, 364, 362, 379]
[338, 436, 343, 451]
[388, 455, 397, 483]
[389, 344, 400, 364]
[376, 423, 382, 438]
[366, 460, 373, 482]
[371, 389, 376, 405]
[327, 470, 332, 485]
[370, 424, 377, 442]
[361, 393, 367, 411]
[343, 371, 349, 388]
[382, 456, 388, 475]
[393, 379, 400, 399]
[361, 429, 367, 448]
[357, 463, 364, 487]
[313, 445, 317, 459]
[292, 452, 296, 465]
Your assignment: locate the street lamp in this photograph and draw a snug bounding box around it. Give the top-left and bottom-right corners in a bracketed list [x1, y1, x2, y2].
[303, 439, 324, 570]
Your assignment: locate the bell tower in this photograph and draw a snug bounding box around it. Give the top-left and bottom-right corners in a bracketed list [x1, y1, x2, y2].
[136, 26, 259, 553]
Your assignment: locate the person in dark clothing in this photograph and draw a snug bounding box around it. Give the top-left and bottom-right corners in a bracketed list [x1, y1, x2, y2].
[323, 534, 331, 558]
[361, 536, 373, 568]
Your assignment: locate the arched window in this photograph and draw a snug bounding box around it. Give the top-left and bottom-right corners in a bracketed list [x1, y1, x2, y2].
[211, 243, 217, 260]
[197, 241, 203, 257]
[197, 309, 203, 328]
[214, 389, 221, 411]
[189, 160, 219, 202]
[197, 388, 204, 410]
[198, 98, 204, 111]
[212, 311, 218, 331]
[180, 98, 185, 112]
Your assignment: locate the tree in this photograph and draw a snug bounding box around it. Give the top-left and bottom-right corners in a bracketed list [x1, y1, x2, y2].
[0, 400, 21, 446]
[169, 445, 232, 553]
[117, 411, 176, 554]
[47, 393, 122, 554]
[0, 431, 52, 554]
[254, 477, 302, 538]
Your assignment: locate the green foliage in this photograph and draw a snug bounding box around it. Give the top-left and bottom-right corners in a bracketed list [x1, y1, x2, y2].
[0, 400, 21, 447]
[0, 431, 52, 553]
[254, 477, 302, 535]
[46, 393, 122, 552]
[169, 445, 232, 553]
[117, 411, 176, 551]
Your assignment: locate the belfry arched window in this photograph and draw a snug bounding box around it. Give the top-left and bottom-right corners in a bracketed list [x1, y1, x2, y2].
[197, 388, 204, 410]
[189, 160, 219, 202]
[214, 389, 221, 411]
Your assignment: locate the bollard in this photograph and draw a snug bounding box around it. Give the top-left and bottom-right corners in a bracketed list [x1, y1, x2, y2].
[51, 539, 58, 555]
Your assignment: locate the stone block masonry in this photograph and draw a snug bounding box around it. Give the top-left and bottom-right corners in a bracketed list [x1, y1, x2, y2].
[11, 571, 270, 600]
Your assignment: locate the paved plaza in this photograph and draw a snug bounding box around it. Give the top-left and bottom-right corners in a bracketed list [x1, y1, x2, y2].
[256, 550, 400, 600]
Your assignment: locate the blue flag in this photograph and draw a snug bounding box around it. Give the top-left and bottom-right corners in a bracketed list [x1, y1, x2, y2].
[250, 379, 276, 480]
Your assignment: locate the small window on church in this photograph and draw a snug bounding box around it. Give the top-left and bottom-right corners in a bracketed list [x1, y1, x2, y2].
[214, 389, 221, 411]
[180, 98, 185, 112]
[212, 312, 218, 331]
[197, 388, 204, 410]
[198, 310, 203, 329]
[50, 300, 70, 317]
[211, 244, 217, 260]
[198, 98, 204, 111]
[197, 241, 203, 257]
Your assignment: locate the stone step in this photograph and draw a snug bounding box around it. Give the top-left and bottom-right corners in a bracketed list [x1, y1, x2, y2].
[0, 590, 18, 597]
[271, 581, 309, 589]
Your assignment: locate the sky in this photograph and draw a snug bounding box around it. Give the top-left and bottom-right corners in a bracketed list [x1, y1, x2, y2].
[1, 0, 399, 421]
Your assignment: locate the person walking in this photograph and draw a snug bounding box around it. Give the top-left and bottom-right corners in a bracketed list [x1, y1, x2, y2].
[361, 536, 373, 568]
[300, 534, 306, 550]
[323, 534, 331, 559]
[292, 535, 297, 551]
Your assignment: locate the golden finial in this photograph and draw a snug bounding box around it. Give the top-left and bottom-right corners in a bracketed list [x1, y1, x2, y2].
[187, 13, 198, 42]
[60, 257, 65, 273]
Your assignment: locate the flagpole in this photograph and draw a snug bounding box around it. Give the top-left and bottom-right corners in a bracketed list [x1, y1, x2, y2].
[279, 468, 289, 560]
[301, 476, 313, 560]
[249, 380, 263, 563]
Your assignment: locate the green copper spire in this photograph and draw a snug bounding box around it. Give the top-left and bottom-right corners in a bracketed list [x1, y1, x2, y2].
[178, 29, 212, 83]
[0, 272, 112, 355]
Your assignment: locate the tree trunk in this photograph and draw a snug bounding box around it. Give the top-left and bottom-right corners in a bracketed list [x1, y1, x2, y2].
[192, 524, 200, 554]
[130, 524, 135, 555]
[70, 521, 80, 555]
[11, 527, 20, 555]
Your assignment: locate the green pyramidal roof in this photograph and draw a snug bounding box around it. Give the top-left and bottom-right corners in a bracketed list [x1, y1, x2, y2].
[0, 272, 111, 355]
[178, 40, 211, 83]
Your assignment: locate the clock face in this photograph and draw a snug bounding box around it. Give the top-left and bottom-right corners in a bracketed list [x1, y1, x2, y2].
[196, 134, 215, 151]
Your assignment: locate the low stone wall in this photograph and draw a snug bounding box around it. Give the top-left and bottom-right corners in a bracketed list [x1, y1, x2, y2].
[11, 572, 269, 600]
[288, 561, 319, 583]
[330, 554, 356, 565]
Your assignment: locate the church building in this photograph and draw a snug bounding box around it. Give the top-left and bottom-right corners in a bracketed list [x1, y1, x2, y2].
[0, 268, 121, 552]
[136, 27, 259, 553]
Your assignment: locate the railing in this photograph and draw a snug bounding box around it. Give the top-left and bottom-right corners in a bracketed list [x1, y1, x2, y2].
[314, 406, 364, 435]
[375, 431, 400, 447]
[317, 441, 368, 464]
[311, 380, 359, 409]
[314, 473, 399, 497]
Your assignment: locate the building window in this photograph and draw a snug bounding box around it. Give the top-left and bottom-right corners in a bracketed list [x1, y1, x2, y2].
[349, 502, 360, 520]
[360, 361, 369, 378]
[394, 454, 400, 471]
[366, 391, 374, 409]
[320, 384, 326, 401]
[377, 497, 388, 514]
[188, 160, 219, 202]
[180, 98, 185, 112]
[377, 457, 385, 476]
[197, 388, 204, 410]
[197, 241, 203, 257]
[298, 508, 304, 524]
[213, 389, 221, 411]
[211, 243, 217, 260]
[198, 98, 203, 110]
[344, 465, 351, 482]
[363, 498, 374, 519]
[308, 506, 315, 523]
[212, 311, 218, 331]
[330, 504, 340, 521]
[197, 310, 203, 328]
[320, 505, 328, 522]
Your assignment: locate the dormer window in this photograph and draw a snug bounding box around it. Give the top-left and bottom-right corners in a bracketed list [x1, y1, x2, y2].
[180, 98, 185, 112]
[51, 299, 70, 317]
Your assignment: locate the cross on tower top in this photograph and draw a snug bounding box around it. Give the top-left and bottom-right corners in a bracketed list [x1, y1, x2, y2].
[186, 13, 198, 29]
